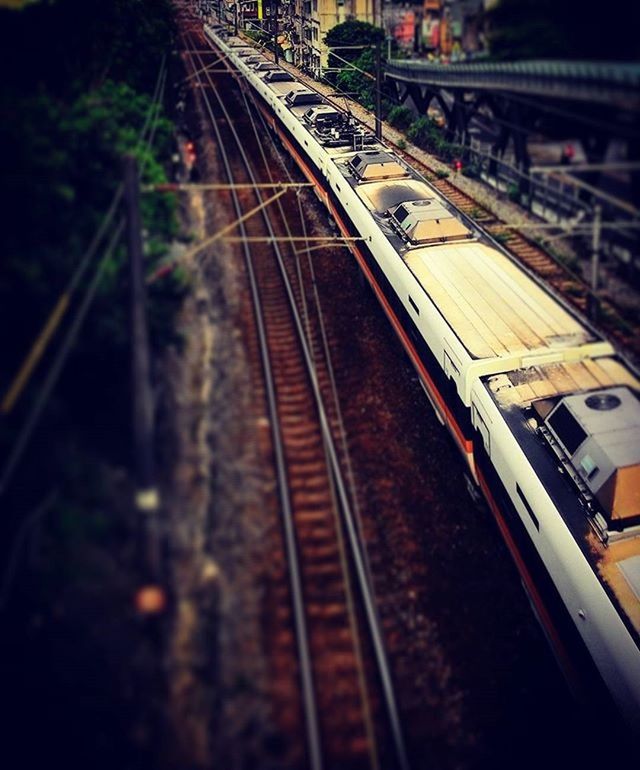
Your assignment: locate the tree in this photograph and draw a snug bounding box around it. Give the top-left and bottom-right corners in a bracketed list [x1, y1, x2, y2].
[0, 0, 182, 474]
[324, 20, 385, 84]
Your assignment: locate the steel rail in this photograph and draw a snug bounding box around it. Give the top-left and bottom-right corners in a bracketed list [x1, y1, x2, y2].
[234, 76, 388, 770]
[232, 73, 382, 770]
[182, 34, 324, 770]
[198, 32, 411, 770]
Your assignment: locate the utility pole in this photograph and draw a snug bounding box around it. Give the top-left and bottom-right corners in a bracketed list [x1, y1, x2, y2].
[123, 155, 161, 582]
[273, 0, 279, 65]
[588, 203, 602, 321]
[234, 1, 238, 35]
[375, 40, 382, 141]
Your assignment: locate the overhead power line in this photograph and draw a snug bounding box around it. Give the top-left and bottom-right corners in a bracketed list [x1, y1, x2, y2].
[1, 56, 168, 416]
[0, 220, 125, 500]
[1, 185, 123, 415]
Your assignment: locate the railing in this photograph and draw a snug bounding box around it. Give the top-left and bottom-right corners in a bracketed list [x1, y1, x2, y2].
[462, 139, 639, 272]
[385, 59, 640, 106]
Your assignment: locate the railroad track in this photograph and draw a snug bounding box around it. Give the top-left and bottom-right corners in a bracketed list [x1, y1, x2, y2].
[182, 26, 411, 770]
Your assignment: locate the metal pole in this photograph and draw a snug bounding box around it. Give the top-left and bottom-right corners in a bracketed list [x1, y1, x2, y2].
[588, 203, 602, 321]
[274, 0, 279, 65]
[375, 40, 382, 141]
[234, 1, 238, 34]
[123, 155, 160, 577]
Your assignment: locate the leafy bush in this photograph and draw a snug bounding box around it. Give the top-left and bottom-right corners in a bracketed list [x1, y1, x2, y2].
[506, 183, 521, 203]
[407, 116, 434, 149]
[387, 105, 414, 131]
[462, 163, 481, 179]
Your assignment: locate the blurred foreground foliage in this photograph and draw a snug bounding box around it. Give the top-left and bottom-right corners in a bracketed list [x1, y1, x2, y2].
[0, 0, 184, 527]
[486, 0, 640, 61]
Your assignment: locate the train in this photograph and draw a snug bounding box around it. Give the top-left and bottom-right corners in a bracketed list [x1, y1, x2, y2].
[203, 23, 640, 733]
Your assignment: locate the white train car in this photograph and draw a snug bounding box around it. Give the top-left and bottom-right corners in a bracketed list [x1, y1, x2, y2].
[204, 25, 640, 733]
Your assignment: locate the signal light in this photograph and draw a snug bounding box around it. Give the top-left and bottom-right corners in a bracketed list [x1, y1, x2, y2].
[454, 159, 462, 172]
[134, 585, 167, 615]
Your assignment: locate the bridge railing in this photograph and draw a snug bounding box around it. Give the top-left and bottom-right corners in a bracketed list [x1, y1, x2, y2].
[385, 59, 640, 106]
[461, 140, 639, 274]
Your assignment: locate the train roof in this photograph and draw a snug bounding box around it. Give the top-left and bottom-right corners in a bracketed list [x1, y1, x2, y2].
[480, 359, 640, 642]
[405, 241, 596, 360]
[486, 357, 639, 408]
[356, 179, 435, 213]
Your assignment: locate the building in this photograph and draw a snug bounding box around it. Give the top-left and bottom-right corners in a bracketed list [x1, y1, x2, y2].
[233, 0, 379, 77]
[383, 1, 486, 61]
[226, 0, 486, 76]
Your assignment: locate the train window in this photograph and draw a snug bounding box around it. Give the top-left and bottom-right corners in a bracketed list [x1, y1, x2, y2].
[472, 404, 490, 454]
[517, 484, 539, 531]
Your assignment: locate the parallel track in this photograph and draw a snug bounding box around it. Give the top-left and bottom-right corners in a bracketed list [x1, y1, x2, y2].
[182, 27, 411, 770]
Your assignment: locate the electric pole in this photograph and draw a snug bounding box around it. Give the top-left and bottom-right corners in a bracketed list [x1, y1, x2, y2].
[123, 155, 161, 580]
[375, 40, 382, 141]
[588, 203, 602, 321]
[274, 0, 279, 65]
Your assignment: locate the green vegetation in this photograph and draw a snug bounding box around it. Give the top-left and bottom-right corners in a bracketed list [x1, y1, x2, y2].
[462, 163, 481, 180]
[0, 0, 182, 526]
[404, 115, 465, 164]
[387, 105, 414, 132]
[506, 183, 521, 203]
[245, 27, 283, 58]
[325, 21, 394, 115]
[469, 206, 487, 220]
[325, 21, 478, 170]
[324, 20, 385, 69]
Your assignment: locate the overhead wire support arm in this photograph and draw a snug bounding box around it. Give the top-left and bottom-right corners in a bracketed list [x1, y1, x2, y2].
[142, 182, 315, 192]
[181, 60, 228, 83]
[177, 188, 289, 262]
[327, 50, 375, 81]
[218, 235, 365, 244]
